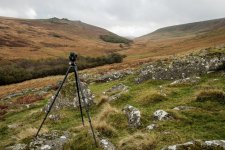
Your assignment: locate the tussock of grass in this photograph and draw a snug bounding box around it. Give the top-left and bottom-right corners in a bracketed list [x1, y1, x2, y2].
[137, 92, 168, 106]
[96, 95, 109, 106]
[94, 121, 117, 138]
[95, 103, 119, 121]
[118, 132, 156, 150]
[196, 89, 225, 104]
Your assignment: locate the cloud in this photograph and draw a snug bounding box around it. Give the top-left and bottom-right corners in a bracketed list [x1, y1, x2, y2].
[0, 0, 224, 37]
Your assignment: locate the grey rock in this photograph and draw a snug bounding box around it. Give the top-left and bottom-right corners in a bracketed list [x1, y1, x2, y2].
[173, 106, 195, 111]
[104, 83, 129, 101]
[153, 110, 172, 121]
[146, 124, 156, 131]
[123, 105, 141, 128]
[163, 140, 225, 150]
[6, 143, 27, 150]
[29, 131, 69, 150]
[100, 139, 116, 150]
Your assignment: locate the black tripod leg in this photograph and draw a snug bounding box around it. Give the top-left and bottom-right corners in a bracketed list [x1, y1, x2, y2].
[35, 66, 71, 138]
[72, 66, 85, 126]
[74, 65, 98, 147]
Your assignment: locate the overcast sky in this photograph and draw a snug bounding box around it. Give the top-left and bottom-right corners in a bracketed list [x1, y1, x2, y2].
[0, 0, 224, 37]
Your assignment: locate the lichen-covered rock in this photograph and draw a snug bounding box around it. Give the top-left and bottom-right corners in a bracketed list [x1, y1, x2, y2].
[42, 82, 94, 113]
[163, 140, 225, 150]
[103, 83, 129, 101]
[29, 131, 70, 150]
[100, 139, 116, 150]
[96, 69, 134, 83]
[123, 105, 141, 128]
[153, 110, 172, 121]
[6, 143, 27, 150]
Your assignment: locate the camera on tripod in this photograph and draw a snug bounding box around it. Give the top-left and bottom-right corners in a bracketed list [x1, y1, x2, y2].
[69, 52, 77, 63]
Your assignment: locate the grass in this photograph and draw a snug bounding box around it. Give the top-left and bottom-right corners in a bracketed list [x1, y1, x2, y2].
[0, 70, 225, 149]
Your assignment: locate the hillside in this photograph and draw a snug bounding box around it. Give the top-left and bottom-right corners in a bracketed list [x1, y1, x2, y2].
[0, 16, 129, 60]
[121, 18, 225, 62]
[0, 47, 224, 149]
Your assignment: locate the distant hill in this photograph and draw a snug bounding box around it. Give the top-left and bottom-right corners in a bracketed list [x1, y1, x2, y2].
[120, 18, 225, 61]
[138, 18, 225, 40]
[0, 16, 130, 60]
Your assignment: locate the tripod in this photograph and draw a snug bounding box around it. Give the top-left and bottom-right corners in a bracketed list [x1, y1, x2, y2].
[35, 52, 97, 147]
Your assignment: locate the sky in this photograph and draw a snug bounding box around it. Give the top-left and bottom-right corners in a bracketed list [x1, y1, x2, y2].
[0, 0, 224, 37]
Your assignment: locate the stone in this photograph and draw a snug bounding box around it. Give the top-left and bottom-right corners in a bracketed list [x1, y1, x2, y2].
[40, 145, 51, 150]
[7, 123, 19, 129]
[96, 69, 134, 83]
[48, 114, 60, 121]
[170, 76, 201, 85]
[146, 124, 156, 131]
[153, 110, 171, 121]
[123, 105, 141, 128]
[6, 143, 27, 150]
[163, 140, 225, 150]
[173, 106, 195, 111]
[104, 83, 129, 101]
[100, 139, 116, 150]
[29, 131, 70, 150]
[204, 140, 225, 148]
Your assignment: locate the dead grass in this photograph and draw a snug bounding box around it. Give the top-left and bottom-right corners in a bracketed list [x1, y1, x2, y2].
[118, 132, 156, 150]
[15, 94, 44, 104]
[95, 103, 119, 121]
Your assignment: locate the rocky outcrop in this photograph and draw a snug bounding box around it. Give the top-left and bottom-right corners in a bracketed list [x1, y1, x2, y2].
[123, 105, 141, 128]
[29, 131, 70, 150]
[135, 48, 225, 83]
[103, 83, 129, 101]
[6, 131, 70, 150]
[42, 82, 94, 113]
[96, 69, 134, 83]
[163, 140, 225, 150]
[153, 110, 172, 121]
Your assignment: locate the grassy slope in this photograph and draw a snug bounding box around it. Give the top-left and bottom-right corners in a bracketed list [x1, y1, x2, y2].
[0, 71, 225, 149]
[121, 18, 225, 62]
[0, 17, 125, 60]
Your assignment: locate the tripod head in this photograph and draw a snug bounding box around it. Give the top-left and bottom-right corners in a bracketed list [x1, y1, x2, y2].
[69, 52, 77, 65]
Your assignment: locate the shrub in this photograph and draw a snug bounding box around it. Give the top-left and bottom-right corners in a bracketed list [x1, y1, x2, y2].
[0, 53, 124, 85]
[100, 34, 132, 44]
[196, 90, 225, 104]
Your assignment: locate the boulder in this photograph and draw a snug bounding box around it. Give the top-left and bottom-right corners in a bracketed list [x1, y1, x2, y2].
[123, 105, 141, 128]
[153, 110, 172, 121]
